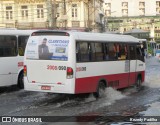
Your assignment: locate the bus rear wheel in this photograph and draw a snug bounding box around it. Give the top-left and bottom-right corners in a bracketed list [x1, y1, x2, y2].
[93, 81, 106, 99]
[136, 77, 142, 91]
[18, 72, 24, 89]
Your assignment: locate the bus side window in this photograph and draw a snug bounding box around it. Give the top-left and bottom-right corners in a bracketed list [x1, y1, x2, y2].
[0, 36, 17, 57]
[0, 48, 3, 56]
[89, 43, 96, 61]
[108, 43, 117, 60]
[104, 43, 109, 60]
[0, 36, 4, 57]
[76, 42, 81, 62]
[11, 37, 18, 56]
[136, 45, 144, 62]
[79, 42, 90, 62]
[18, 36, 29, 56]
[95, 43, 103, 61]
[119, 44, 128, 60]
[129, 45, 136, 60]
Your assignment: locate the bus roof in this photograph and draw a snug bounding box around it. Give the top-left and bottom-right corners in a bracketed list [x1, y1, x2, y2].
[138, 39, 147, 41]
[0, 29, 36, 35]
[32, 30, 139, 43]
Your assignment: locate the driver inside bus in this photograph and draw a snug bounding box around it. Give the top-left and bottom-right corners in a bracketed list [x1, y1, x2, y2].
[38, 38, 53, 59]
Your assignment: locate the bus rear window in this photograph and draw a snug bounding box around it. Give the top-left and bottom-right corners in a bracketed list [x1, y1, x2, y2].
[31, 31, 69, 36]
[26, 36, 69, 61]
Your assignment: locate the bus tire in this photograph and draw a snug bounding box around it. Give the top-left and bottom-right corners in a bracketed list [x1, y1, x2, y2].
[93, 81, 106, 99]
[136, 76, 142, 91]
[18, 72, 24, 89]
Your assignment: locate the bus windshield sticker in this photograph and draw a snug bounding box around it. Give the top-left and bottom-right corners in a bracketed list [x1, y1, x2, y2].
[26, 36, 69, 61]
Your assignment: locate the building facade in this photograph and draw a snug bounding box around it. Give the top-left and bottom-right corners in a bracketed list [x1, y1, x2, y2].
[0, 0, 104, 32]
[103, 0, 160, 42]
[56, 0, 104, 32]
[0, 0, 50, 29]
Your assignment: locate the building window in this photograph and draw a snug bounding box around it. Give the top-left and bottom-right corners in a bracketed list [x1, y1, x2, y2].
[156, 1, 160, 7]
[37, 4, 44, 18]
[21, 6, 28, 18]
[56, 4, 59, 7]
[156, 1, 160, 14]
[6, 6, 13, 20]
[56, 13, 60, 17]
[105, 10, 111, 16]
[139, 2, 145, 16]
[122, 9, 128, 16]
[139, 8, 145, 16]
[122, 2, 128, 8]
[156, 8, 160, 14]
[105, 3, 111, 10]
[139, 2, 145, 8]
[72, 4, 78, 18]
[106, 3, 111, 7]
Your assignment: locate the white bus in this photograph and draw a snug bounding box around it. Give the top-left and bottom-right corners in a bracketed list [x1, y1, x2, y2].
[0, 29, 35, 88]
[24, 30, 145, 98]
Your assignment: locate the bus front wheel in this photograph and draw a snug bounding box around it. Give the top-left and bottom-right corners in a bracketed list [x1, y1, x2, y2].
[93, 81, 106, 99]
[136, 76, 142, 91]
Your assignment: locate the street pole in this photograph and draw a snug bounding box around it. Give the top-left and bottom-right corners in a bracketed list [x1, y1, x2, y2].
[63, 0, 67, 29]
[50, 0, 54, 28]
[88, 0, 90, 31]
[53, 0, 57, 29]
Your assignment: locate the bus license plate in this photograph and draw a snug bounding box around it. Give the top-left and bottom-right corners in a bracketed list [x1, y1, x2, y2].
[41, 86, 51, 90]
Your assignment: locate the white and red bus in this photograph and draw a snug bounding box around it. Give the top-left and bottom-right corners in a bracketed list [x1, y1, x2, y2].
[0, 29, 35, 88]
[24, 30, 145, 98]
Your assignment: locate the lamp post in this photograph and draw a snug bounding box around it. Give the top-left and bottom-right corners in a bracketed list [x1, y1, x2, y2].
[63, 0, 67, 30]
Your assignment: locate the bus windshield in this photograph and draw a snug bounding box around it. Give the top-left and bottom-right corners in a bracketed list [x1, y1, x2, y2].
[25, 36, 69, 61]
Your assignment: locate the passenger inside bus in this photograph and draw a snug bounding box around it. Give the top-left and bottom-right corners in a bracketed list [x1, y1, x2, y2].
[119, 44, 127, 60]
[113, 43, 120, 59]
[112, 43, 128, 60]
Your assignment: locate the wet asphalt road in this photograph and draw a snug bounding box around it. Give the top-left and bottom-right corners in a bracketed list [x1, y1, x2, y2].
[0, 57, 160, 125]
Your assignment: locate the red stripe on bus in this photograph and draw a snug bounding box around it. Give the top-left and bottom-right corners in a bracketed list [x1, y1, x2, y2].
[75, 71, 145, 94]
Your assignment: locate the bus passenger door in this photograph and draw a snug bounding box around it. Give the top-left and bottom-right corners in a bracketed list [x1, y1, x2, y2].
[128, 45, 137, 86]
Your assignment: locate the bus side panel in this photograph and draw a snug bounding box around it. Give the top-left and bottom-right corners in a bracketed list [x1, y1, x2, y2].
[75, 77, 97, 93]
[75, 61, 130, 94]
[75, 73, 130, 94]
[106, 73, 129, 89]
[128, 72, 137, 85]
